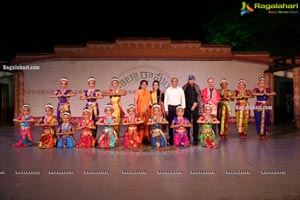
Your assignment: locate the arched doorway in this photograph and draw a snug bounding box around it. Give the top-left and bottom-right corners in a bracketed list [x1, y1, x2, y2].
[0, 71, 14, 125]
[274, 71, 294, 124]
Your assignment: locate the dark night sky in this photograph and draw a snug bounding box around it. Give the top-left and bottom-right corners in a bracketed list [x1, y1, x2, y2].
[0, 0, 299, 60]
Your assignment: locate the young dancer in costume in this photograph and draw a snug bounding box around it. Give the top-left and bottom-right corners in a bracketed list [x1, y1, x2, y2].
[198, 103, 219, 149]
[232, 79, 253, 139]
[12, 104, 35, 147]
[122, 104, 143, 148]
[102, 77, 126, 137]
[252, 77, 276, 140]
[147, 104, 168, 148]
[56, 112, 75, 148]
[217, 79, 233, 139]
[80, 77, 103, 138]
[170, 105, 191, 147]
[76, 108, 96, 148]
[96, 104, 119, 149]
[50, 77, 76, 122]
[36, 103, 58, 148]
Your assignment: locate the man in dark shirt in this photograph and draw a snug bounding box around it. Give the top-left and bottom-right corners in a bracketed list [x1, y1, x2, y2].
[182, 75, 202, 145]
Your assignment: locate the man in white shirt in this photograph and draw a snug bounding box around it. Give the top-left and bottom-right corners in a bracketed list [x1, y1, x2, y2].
[164, 77, 186, 146]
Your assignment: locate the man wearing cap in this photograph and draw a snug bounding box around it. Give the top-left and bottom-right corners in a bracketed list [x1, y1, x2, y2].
[202, 77, 221, 133]
[182, 75, 202, 145]
[164, 77, 186, 146]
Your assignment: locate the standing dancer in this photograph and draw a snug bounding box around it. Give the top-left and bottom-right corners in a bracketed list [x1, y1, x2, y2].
[51, 77, 76, 122]
[252, 77, 276, 140]
[217, 79, 233, 139]
[103, 77, 126, 137]
[232, 79, 253, 139]
[80, 77, 103, 138]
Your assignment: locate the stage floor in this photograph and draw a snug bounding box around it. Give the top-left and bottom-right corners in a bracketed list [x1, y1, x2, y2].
[0, 124, 299, 200]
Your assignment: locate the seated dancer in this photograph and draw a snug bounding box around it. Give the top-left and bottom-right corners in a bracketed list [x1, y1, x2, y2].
[76, 108, 96, 148]
[170, 105, 192, 147]
[96, 104, 119, 149]
[197, 103, 219, 149]
[12, 104, 35, 148]
[147, 104, 169, 148]
[56, 112, 76, 148]
[122, 104, 144, 148]
[35, 103, 59, 149]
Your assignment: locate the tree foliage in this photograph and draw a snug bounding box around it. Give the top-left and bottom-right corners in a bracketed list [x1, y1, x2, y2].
[203, 10, 300, 56]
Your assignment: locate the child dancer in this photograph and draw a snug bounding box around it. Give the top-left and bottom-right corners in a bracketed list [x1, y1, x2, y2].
[147, 104, 168, 148]
[231, 79, 253, 139]
[50, 77, 76, 122]
[102, 77, 126, 137]
[96, 104, 119, 149]
[76, 108, 96, 148]
[122, 104, 144, 148]
[56, 112, 75, 148]
[170, 105, 191, 147]
[12, 104, 35, 147]
[36, 103, 58, 148]
[252, 77, 276, 140]
[198, 103, 219, 149]
[79, 77, 103, 138]
[217, 79, 233, 139]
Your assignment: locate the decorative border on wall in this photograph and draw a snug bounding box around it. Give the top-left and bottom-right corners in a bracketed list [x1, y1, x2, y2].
[24, 89, 146, 95]
[31, 116, 256, 125]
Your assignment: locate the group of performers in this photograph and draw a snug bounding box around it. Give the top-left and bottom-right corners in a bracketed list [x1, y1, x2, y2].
[12, 76, 276, 150]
